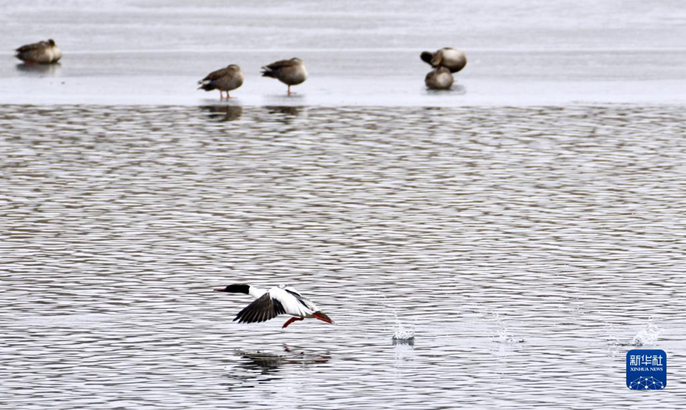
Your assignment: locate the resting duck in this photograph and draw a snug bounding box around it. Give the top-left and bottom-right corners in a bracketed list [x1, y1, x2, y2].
[214, 284, 334, 329]
[15, 39, 62, 64]
[420, 47, 467, 73]
[198, 64, 244, 100]
[425, 66, 454, 90]
[261, 58, 308, 95]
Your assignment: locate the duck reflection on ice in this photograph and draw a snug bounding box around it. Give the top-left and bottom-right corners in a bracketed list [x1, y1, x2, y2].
[200, 105, 243, 122]
[225, 344, 330, 389]
[16, 63, 62, 76]
[425, 83, 466, 95]
[265, 106, 302, 124]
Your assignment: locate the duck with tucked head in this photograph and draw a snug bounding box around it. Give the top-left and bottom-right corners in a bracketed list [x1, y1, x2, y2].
[198, 64, 244, 100]
[261, 58, 308, 95]
[214, 284, 334, 329]
[425, 66, 454, 90]
[420, 47, 467, 74]
[15, 39, 62, 64]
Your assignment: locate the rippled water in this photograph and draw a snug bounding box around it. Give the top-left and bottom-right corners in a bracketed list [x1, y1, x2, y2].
[1, 104, 685, 408]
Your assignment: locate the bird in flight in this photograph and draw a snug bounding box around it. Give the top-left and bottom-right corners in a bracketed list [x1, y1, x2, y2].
[214, 284, 334, 329]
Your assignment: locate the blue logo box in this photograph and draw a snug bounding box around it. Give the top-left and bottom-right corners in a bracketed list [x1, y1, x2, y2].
[626, 349, 667, 390]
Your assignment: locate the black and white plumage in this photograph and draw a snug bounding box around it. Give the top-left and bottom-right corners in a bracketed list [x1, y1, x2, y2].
[214, 284, 334, 329]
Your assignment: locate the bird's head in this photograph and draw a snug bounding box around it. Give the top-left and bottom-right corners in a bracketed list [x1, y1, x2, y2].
[227, 64, 241, 71]
[214, 284, 250, 294]
[48, 39, 56, 47]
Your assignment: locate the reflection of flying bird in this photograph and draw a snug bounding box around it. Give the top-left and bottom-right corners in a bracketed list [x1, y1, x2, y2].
[214, 284, 334, 328]
[261, 58, 308, 95]
[420, 47, 467, 73]
[198, 64, 244, 100]
[235, 345, 331, 373]
[15, 39, 62, 64]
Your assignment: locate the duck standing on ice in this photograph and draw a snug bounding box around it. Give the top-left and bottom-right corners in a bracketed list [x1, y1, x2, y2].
[261, 58, 308, 95]
[198, 64, 244, 100]
[214, 284, 334, 329]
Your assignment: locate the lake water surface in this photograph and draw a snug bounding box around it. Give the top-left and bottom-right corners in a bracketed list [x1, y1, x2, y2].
[1, 104, 685, 408]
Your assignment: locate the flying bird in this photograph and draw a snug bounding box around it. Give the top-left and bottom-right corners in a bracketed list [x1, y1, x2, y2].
[198, 64, 244, 100]
[420, 47, 467, 73]
[15, 39, 62, 64]
[214, 284, 334, 329]
[261, 58, 308, 95]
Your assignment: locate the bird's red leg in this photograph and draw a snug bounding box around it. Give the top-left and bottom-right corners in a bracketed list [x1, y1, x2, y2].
[287, 85, 291, 95]
[227, 92, 231, 99]
[282, 317, 303, 329]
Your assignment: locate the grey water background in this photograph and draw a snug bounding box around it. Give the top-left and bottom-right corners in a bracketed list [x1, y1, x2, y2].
[2, 1, 686, 409]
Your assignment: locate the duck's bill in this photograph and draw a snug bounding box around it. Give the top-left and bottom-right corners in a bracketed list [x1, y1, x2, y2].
[313, 312, 334, 324]
[213, 288, 227, 292]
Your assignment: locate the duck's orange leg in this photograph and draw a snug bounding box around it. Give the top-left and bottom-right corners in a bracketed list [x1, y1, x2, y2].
[282, 317, 303, 328]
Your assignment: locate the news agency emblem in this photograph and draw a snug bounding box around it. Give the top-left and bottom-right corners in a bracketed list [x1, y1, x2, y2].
[626, 349, 666, 390]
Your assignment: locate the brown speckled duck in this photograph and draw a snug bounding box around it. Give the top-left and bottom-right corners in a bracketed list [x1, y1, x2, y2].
[420, 47, 467, 73]
[15, 39, 62, 64]
[261, 58, 308, 95]
[425, 66, 454, 90]
[198, 64, 244, 100]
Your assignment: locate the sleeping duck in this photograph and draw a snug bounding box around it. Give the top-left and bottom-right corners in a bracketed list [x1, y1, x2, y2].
[425, 66, 454, 90]
[15, 39, 62, 64]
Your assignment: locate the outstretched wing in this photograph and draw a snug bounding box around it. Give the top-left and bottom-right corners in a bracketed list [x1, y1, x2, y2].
[284, 286, 316, 310]
[233, 292, 286, 324]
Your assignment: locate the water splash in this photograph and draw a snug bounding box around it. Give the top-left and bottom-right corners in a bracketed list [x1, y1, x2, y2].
[376, 293, 416, 345]
[491, 312, 525, 344]
[632, 323, 662, 346]
[390, 310, 415, 345]
[605, 322, 622, 348]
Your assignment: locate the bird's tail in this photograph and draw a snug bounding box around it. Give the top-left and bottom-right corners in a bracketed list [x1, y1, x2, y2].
[313, 311, 334, 324]
[198, 82, 215, 91]
[261, 67, 275, 78]
[420, 51, 434, 65]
